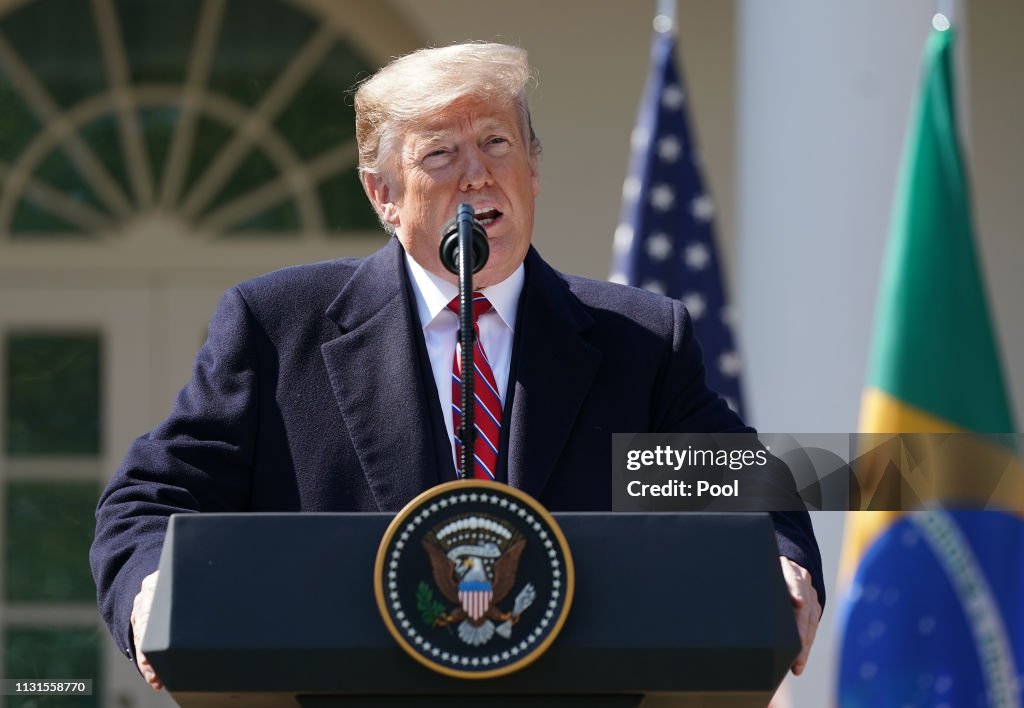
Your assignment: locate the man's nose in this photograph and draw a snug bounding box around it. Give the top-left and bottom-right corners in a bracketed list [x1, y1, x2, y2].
[459, 148, 493, 191]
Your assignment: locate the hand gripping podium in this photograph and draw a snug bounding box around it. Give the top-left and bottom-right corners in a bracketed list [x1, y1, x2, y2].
[144, 513, 799, 708]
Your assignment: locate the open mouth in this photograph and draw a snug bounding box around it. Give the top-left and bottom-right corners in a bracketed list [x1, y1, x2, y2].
[473, 207, 503, 227]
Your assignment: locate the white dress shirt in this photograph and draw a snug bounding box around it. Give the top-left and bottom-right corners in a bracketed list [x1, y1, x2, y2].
[404, 253, 524, 468]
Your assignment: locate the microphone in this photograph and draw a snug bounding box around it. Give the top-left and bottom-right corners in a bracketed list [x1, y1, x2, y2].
[439, 207, 489, 275]
[438, 204, 490, 480]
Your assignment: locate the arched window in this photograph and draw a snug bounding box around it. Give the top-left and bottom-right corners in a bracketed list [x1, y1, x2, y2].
[0, 0, 421, 242]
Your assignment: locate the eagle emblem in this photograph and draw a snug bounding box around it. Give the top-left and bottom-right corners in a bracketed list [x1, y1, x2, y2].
[421, 514, 536, 646]
[375, 480, 574, 678]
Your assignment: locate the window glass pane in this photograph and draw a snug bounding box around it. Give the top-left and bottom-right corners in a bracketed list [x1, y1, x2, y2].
[182, 116, 233, 197]
[273, 42, 370, 161]
[117, 0, 200, 85]
[4, 627, 101, 708]
[320, 171, 383, 233]
[1, 0, 106, 110]
[10, 202, 87, 237]
[31, 150, 108, 217]
[79, 115, 132, 205]
[204, 148, 279, 217]
[207, 0, 317, 108]
[140, 106, 180, 183]
[0, 82, 39, 163]
[5, 482, 100, 603]
[5, 333, 101, 456]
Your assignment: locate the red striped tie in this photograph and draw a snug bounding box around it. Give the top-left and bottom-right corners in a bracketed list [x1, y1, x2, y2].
[448, 293, 502, 480]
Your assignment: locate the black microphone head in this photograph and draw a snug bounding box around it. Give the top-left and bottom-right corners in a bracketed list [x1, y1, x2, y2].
[439, 206, 490, 275]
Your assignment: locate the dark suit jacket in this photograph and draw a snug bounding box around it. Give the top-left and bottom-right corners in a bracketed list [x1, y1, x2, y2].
[91, 237, 824, 661]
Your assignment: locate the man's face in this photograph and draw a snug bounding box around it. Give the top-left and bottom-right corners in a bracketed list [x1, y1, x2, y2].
[365, 98, 540, 288]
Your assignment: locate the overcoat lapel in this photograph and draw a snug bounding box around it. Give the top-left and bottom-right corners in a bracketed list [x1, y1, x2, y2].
[505, 249, 603, 498]
[321, 238, 442, 511]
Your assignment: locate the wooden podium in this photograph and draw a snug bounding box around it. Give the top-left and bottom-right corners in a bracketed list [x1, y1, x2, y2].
[144, 512, 799, 707]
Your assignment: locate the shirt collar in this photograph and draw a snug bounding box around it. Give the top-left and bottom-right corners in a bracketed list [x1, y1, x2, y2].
[404, 253, 524, 331]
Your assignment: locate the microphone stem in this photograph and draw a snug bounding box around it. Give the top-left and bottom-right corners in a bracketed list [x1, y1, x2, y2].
[456, 203, 475, 479]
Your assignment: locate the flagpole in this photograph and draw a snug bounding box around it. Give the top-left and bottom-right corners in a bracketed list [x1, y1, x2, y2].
[655, 0, 675, 33]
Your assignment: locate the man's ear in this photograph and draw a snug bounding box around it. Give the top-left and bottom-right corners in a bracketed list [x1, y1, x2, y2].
[362, 172, 400, 227]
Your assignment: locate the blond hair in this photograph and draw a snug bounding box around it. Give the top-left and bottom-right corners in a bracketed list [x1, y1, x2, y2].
[354, 42, 541, 180]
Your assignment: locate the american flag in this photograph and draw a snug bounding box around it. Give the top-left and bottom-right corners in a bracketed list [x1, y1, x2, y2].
[610, 27, 745, 418]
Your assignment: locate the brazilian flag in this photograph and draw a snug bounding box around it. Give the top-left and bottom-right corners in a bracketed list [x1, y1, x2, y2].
[837, 18, 1022, 708]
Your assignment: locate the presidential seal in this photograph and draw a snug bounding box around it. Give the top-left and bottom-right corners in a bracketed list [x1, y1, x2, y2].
[374, 480, 574, 679]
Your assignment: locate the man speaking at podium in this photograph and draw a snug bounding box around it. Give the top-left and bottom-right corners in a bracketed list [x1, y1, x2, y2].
[91, 42, 823, 691]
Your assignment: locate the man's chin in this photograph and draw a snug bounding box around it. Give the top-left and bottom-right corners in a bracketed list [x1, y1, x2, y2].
[473, 262, 510, 289]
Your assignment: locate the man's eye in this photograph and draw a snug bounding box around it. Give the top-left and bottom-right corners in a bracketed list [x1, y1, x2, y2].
[421, 149, 451, 166]
[485, 137, 512, 153]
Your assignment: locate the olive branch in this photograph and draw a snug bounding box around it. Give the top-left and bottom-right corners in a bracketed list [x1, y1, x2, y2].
[416, 581, 446, 625]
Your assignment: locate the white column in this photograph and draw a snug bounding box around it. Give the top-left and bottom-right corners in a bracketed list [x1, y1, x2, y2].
[735, 2, 934, 706]
[736, 0, 934, 431]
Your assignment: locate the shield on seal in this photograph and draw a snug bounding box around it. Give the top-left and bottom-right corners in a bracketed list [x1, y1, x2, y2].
[458, 580, 493, 621]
